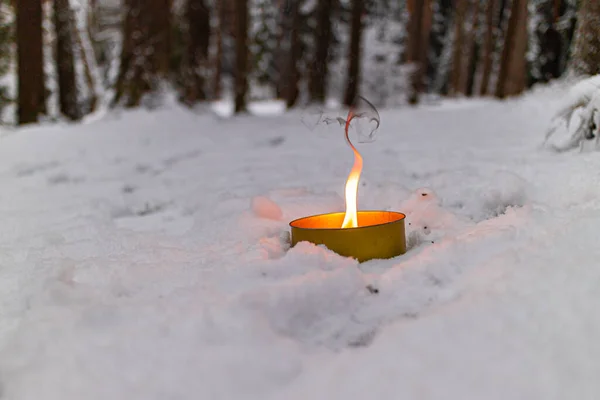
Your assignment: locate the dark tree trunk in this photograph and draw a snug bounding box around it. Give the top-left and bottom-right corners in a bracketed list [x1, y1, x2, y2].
[16, 0, 45, 124]
[274, 0, 288, 99]
[553, 0, 561, 21]
[284, 0, 300, 108]
[183, 0, 210, 104]
[343, 0, 365, 107]
[309, 0, 333, 103]
[154, 0, 171, 78]
[54, 0, 80, 120]
[114, 0, 171, 107]
[466, 43, 480, 96]
[495, 0, 527, 98]
[114, 0, 144, 107]
[506, 0, 527, 94]
[406, 0, 432, 104]
[479, 0, 495, 95]
[549, 0, 566, 78]
[234, 0, 248, 113]
[497, 0, 508, 31]
[449, 0, 468, 95]
[536, 0, 563, 84]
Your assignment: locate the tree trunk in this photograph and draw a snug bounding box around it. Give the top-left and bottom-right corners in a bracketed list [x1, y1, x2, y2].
[183, 0, 210, 104]
[497, 0, 508, 31]
[506, 0, 527, 94]
[234, 0, 248, 113]
[479, 0, 495, 95]
[343, 0, 365, 107]
[308, 0, 333, 103]
[114, 0, 144, 107]
[274, 0, 285, 99]
[153, 0, 171, 78]
[16, 0, 45, 124]
[570, 0, 600, 76]
[54, 0, 80, 120]
[406, 0, 432, 104]
[495, 0, 527, 98]
[535, 0, 563, 83]
[113, 0, 171, 107]
[284, 0, 300, 108]
[553, 0, 561, 22]
[449, 0, 468, 96]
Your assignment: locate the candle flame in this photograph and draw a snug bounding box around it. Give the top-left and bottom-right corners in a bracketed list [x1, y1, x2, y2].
[341, 110, 362, 229]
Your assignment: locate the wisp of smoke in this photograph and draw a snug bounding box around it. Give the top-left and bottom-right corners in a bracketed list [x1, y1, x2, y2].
[300, 96, 381, 144]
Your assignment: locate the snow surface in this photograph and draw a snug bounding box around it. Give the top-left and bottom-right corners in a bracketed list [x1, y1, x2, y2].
[2, 88, 600, 400]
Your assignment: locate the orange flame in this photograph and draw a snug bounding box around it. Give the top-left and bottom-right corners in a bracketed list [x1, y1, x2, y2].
[341, 110, 362, 229]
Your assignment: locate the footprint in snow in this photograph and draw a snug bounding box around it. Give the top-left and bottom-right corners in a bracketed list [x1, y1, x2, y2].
[162, 149, 202, 168]
[47, 173, 85, 185]
[15, 161, 60, 177]
[401, 188, 473, 249]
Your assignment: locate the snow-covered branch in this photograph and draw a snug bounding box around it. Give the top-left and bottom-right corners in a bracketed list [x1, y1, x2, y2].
[543, 75, 600, 152]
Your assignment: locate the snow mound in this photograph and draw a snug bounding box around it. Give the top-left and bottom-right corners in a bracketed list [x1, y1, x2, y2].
[251, 196, 284, 221]
[1, 93, 599, 400]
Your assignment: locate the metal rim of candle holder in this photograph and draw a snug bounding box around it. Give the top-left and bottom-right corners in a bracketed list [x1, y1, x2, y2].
[289, 210, 407, 262]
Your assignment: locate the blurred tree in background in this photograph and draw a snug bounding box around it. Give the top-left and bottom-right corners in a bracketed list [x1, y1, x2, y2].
[571, 0, 600, 76]
[3, 0, 600, 122]
[234, 0, 249, 112]
[114, 0, 171, 107]
[16, 0, 45, 124]
[495, 0, 528, 98]
[309, 0, 334, 104]
[181, 0, 210, 104]
[343, 0, 364, 107]
[54, 0, 80, 120]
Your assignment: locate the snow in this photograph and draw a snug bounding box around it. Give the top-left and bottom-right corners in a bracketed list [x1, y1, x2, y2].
[2, 87, 600, 399]
[251, 196, 283, 220]
[542, 74, 600, 152]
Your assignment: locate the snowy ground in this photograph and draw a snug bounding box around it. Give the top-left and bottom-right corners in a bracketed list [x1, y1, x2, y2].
[2, 88, 600, 400]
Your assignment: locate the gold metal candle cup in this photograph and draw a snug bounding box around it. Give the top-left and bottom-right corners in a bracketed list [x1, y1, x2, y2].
[289, 211, 407, 262]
